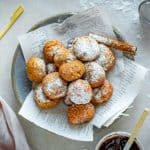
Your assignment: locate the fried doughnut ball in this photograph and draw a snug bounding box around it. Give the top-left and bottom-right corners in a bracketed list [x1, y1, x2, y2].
[54, 48, 76, 67]
[66, 79, 93, 104]
[59, 60, 85, 81]
[42, 72, 67, 100]
[67, 103, 95, 124]
[34, 84, 60, 108]
[26, 57, 46, 83]
[91, 80, 113, 106]
[84, 62, 105, 88]
[43, 40, 64, 62]
[46, 63, 57, 73]
[96, 44, 115, 72]
[71, 36, 100, 61]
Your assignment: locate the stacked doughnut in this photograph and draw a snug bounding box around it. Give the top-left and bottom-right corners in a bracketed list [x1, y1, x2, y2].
[26, 35, 115, 125]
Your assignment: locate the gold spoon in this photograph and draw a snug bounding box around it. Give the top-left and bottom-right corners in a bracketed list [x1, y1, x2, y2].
[0, 5, 24, 40]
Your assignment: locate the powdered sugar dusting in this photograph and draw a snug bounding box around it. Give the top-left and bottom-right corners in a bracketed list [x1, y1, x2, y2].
[84, 62, 105, 84]
[93, 87, 107, 101]
[34, 84, 50, 102]
[67, 79, 92, 104]
[96, 44, 115, 71]
[80, 0, 139, 21]
[102, 88, 108, 95]
[93, 88, 102, 100]
[66, 52, 76, 62]
[44, 76, 67, 98]
[80, 0, 142, 40]
[48, 46, 63, 59]
[93, 80, 112, 101]
[34, 58, 46, 72]
[89, 33, 112, 44]
[72, 36, 100, 61]
[47, 63, 57, 73]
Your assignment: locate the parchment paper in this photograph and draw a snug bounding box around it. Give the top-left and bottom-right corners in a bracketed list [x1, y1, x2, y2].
[18, 6, 147, 141]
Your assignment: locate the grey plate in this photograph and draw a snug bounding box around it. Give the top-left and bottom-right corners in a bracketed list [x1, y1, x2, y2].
[11, 13, 128, 104]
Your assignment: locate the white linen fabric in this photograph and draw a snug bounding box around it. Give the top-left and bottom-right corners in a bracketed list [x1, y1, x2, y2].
[0, 97, 30, 150]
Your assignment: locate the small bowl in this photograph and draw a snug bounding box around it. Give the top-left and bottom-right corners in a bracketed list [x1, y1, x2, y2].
[95, 131, 143, 150]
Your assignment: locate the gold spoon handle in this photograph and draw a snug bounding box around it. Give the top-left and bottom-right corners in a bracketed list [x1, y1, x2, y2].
[124, 108, 149, 150]
[0, 5, 24, 40]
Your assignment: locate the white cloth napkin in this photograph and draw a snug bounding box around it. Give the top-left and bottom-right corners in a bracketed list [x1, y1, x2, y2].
[0, 97, 30, 150]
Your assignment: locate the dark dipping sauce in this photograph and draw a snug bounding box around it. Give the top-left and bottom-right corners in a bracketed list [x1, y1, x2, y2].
[99, 135, 140, 150]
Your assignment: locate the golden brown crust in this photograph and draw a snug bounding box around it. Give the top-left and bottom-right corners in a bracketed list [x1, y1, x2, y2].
[43, 40, 64, 62]
[89, 33, 136, 56]
[84, 62, 105, 88]
[59, 60, 85, 81]
[26, 57, 46, 83]
[35, 99, 60, 108]
[106, 52, 115, 72]
[42, 72, 67, 100]
[66, 79, 93, 104]
[67, 103, 95, 124]
[96, 44, 116, 72]
[34, 83, 60, 109]
[110, 39, 136, 55]
[91, 77, 105, 88]
[54, 48, 76, 67]
[91, 80, 113, 106]
[71, 36, 100, 61]
[26, 36, 116, 125]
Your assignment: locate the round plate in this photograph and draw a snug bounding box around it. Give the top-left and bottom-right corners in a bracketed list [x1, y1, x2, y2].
[11, 13, 126, 104]
[11, 13, 73, 104]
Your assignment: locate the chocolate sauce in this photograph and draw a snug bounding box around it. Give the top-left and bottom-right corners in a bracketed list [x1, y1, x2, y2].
[99, 135, 140, 150]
